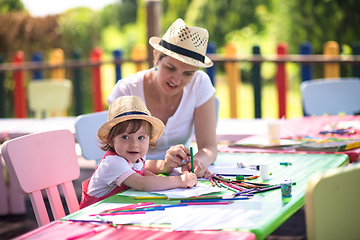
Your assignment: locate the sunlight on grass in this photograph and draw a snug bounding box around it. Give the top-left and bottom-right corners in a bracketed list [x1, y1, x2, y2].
[215, 75, 303, 119]
[101, 61, 138, 106]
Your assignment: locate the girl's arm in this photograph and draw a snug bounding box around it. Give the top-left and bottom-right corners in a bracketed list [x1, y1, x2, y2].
[122, 171, 197, 191]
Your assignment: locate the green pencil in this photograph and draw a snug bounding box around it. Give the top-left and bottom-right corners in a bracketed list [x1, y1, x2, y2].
[190, 147, 194, 173]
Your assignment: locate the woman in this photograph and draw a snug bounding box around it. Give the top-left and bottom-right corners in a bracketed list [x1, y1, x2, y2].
[107, 18, 217, 178]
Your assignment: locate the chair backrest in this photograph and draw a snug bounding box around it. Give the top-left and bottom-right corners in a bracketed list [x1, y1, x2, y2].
[27, 79, 73, 118]
[214, 95, 220, 124]
[300, 77, 360, 116]
[75, 111, 107, 166]
[305, 163, 360, 240]
[1, 129, 80, 226]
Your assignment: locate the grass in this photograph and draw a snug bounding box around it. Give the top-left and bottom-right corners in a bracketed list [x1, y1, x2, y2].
[214, 75, 303, 119]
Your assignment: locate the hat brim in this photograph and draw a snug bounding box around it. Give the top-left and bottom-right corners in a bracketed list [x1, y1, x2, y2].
[97, 114, 165, 143]
[149, 37, 213, 68]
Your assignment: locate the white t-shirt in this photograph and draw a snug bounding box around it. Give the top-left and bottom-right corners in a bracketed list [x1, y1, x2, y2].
[87, 154, 145, 197]
[107, 69, 215, 160]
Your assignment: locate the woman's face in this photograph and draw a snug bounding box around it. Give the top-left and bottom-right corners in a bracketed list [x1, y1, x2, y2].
[155, 54, 197, 96]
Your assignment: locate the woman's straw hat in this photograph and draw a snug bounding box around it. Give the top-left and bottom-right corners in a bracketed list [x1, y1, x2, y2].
[97, 96, 165, 142]
[149, 18, 213, 68]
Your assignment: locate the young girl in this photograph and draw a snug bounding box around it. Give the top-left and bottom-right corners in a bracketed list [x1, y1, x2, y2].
[80, 96, 197, 209]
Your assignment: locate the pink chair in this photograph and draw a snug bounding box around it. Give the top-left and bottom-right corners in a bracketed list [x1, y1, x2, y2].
[1, 129, 80, 226]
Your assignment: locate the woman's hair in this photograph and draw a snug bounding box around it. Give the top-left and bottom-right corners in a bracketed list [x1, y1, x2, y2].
[153, 50, 167, 67]
[98, 119, 157, 152]
[153, 50, 199, 71]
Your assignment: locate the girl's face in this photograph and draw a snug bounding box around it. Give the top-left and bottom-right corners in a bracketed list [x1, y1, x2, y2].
[156, 55, 197, 96]
[112, 125, 150, 163]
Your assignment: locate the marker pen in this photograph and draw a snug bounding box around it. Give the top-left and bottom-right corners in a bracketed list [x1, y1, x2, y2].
[237, 162, 260, 170]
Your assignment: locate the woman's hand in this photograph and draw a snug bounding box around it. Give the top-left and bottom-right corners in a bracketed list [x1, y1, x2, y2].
[163, 144, 191, 173]
[181, 159, 212, 178]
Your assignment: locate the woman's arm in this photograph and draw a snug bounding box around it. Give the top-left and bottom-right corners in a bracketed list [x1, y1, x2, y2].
[144, 144, 190, 174]
[146, 96, 217, 177]
[191, 95, 218, 176]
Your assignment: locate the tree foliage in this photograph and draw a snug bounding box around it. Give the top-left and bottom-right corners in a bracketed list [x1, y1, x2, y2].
[57, 7, 101, 58]
[160, 0, 359, 55]
[0, 0, 24, 14]
[287, 0, 360, 54]
[99, 0, 137, 29]
[0, 13, 60, 60]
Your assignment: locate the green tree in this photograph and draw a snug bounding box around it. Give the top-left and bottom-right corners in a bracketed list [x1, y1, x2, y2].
[0, 0, 24, 14]
[287, 0, 360, 54]
[183, 0, 270, 48]
[57, 7, 101, 58]
[99, 0, 138, 29]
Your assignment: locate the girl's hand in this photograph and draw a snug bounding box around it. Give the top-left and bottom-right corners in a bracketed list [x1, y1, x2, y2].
[179, 172, 198, 188]
[181, 159, 212, 179]
[164, 144, 190, 173]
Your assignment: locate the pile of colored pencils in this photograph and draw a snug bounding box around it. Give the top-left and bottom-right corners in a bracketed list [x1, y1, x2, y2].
[211, 174, 281, 195]
[91, 199, 239, 217]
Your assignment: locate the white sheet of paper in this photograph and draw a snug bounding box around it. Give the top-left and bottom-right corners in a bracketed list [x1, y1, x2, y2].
[119, 182, 222, 198]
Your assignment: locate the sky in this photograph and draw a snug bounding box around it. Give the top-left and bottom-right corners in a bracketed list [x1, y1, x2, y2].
[22, 0, 118, 17]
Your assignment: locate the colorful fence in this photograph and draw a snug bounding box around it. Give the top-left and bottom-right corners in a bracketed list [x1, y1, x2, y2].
[0, 41, 359, 119]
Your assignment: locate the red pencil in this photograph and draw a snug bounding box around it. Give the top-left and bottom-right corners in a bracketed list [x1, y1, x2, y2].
[93, 211, 147, 216]
[102, 202, 153, 212]
[186, 201, 233, 205]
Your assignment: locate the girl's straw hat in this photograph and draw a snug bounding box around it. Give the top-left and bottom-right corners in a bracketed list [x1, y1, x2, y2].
[149, 18, 213, 68]
[97, 96, 165, 142]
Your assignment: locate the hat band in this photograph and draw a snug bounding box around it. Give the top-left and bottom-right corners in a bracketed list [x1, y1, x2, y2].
[114, 111, 148, 119]
[159, 39, 205, 63]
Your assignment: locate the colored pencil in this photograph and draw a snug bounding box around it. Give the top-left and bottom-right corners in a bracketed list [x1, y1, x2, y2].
[102, 202, 153, 212]
[94, 211, 147, 216]
[66, 225, 108, 240]
[168, 195, 224, 200]
[217, 173, 254, 177]
[186, 201, 233, 205]
[190, 147, 194, 173]
[95, 215, 117, 227]
[180, 197, 250, 203]
[133, 196, 167, 200]
[218, 182, 239, 193]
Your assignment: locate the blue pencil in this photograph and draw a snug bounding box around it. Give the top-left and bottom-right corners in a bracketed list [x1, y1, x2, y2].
[217, 173, 254, 177]
[180, 197, 250, 203]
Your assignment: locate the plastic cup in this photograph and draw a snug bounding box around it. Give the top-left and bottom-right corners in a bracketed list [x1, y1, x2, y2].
[260, 163, 270, 180]
[267, 120, 282, 143]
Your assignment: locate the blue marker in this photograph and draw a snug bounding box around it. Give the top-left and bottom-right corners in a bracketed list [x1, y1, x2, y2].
[280, 162, 292, 166]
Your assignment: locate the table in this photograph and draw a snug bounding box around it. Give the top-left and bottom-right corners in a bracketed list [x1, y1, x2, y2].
[215, 119, 267, 142]
[15, 221, 256, 240]
[219, 115, 360, 163]
[14, 152, 348, 240]
[0, 117, 76, 141]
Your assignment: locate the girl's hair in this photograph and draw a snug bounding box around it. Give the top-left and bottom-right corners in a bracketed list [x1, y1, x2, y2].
[99, 119, 157, 152]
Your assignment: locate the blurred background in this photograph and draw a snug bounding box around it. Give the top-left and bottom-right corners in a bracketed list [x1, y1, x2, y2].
[0, 0, 359, 119]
